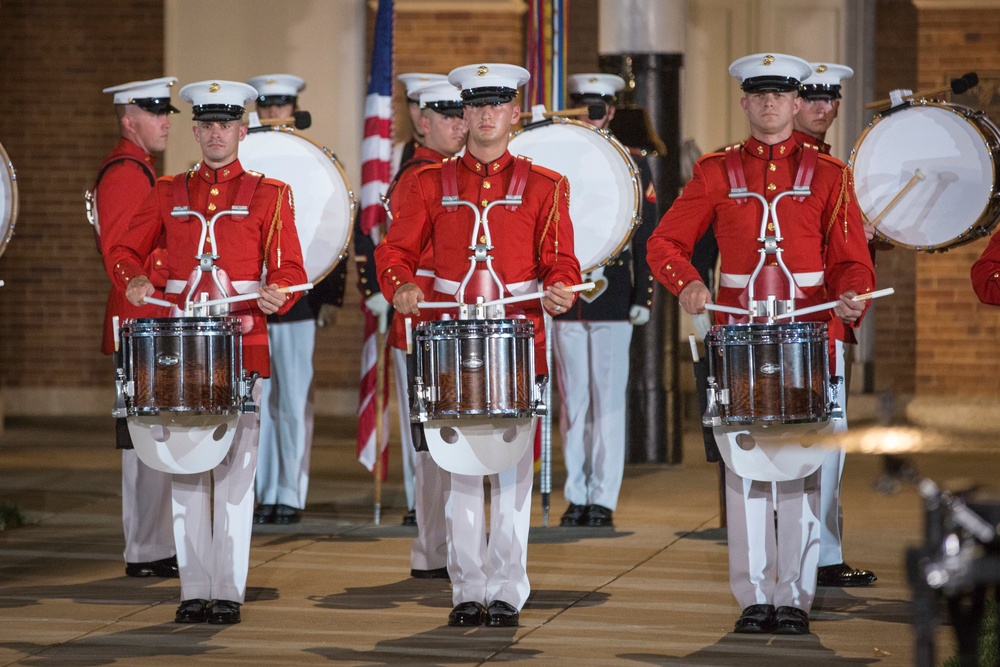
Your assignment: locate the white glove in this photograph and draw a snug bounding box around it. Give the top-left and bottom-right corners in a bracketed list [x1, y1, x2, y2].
[629, 305, 650, 326]
[315, 303, 339, 328]
[365, 292, 391, 334]
[692, 312, 712, 341]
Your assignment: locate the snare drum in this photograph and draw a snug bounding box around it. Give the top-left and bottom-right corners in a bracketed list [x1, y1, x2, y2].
[119, 317, 254, 416]
[850, 101, 1000, 251]
[706, 322, 830, 425]
[239, 127, 355, 282]
[412, 319, 539, 420]
[0, 140, 18, 260]
[508, 118, 640, 273]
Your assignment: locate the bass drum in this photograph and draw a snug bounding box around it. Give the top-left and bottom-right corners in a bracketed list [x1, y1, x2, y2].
[0, 140, 18, 259]
[239, 127, 355, 282]
[508, 118, 641, 273]
[849, 101, 1000, 251]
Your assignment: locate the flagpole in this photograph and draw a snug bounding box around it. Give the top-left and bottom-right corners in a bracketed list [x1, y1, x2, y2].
[373, 318, 386, 525]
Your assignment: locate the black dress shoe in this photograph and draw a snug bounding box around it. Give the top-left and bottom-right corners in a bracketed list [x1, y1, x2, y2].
[253, 504, 277, 525]
[817, 562, 877, 587]
[559, 503, 588, 526]
[485, 600, 520, 627]
[208, 599, 242, 625]
[448, 601, 487, 627]
[774, 606, 810, 635]
[174, 598, 211, 624]
[411, 567, 450, 580]
[402, 509, 417, 527]
[125, 555, 179, 578]
[273, 504, 301, 525]
[734, 604, 776, 634]
[585, 504, 614, 527]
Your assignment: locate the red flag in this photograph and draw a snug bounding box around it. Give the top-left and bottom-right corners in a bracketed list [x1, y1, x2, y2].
[357, 0, 394, 477]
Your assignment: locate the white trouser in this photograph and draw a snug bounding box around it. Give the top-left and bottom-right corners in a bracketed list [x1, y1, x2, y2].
[553, 320, 632, 511]
[447, 439, 533, 610]
[392, 347, 417, 511]
[410, 451, 450, 570]
[121, 449, 175, 563]
[819, 342, 851, 567]
[173, 381, 262, 603]
[256, 320, 316, 509]
[726, 469, 821, 611]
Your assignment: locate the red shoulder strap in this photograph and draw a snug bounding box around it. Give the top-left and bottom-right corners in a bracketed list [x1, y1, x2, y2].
[441, 156, 459, 205]
[96, 156, 156, 188]
[233, 170, 264, 211]
[724, 144, 748, 205]
[792, 143, 819, 202]
[505, 155, 532, 211]
[171, 170, 195, 219]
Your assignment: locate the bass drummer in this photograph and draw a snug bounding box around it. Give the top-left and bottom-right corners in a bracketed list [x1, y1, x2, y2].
[793, 62, 878, 590]
[552, 73, 657, 528]
[376, 63, 580, 628]
[110, 80, 307, 625]
[246, 73, 348, 526]
[647, 53, 874, 635]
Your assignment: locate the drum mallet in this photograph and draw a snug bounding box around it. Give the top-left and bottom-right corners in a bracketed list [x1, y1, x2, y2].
[251, 110, 312, 130]
[772, 287, 896, 321]
[869, 170, 926, 229]
[864, 72, 978, 110]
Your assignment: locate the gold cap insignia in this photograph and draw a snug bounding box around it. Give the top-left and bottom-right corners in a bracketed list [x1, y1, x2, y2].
[763, 55, 775, 66]
[588, 76, 599, 83]
[477, 65, 489, 76]
[266, 78, 277, 84]
[209, 83, 221, 93]
[816, 64, 828, 73]
[167, 80, 175, 87]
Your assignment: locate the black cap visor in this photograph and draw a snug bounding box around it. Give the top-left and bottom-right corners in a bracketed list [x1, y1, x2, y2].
[256, 95, 297, 107]
[133, 97, 179, 114]
[741, 76, 801, 93]
[799, 84, 842, 101]
[570, 92, 616, 107]
[191, 104, 245, 121]
[425, 100, 464, 117]
[461, 87, 517, 106]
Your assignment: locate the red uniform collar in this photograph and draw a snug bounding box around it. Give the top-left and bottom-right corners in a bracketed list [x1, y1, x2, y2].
[111, 138, 156, 167]
[791, 129, 831, 155]
[196, 159, 245, 184]
[742, 135, 800, 161]
[460, 149, 513, 175]
[413, 146, 447, 162]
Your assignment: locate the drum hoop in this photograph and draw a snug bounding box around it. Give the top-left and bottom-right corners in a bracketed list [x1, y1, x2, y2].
[244, 126, 356, 283]
[848, 100, 1000, 252]
[509, 117, 642, 274]
[0, 140, 19, 261]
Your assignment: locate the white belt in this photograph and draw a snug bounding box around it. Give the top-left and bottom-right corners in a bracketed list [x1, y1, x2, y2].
[166, 279, 260, 295]
[434, 276, 538, 298]
[415, 269, 436, 278]
[719, 271, 824, 289]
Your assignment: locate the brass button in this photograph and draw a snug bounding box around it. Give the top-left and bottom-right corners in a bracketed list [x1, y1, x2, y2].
[767, 223, 775, 231]
[677, 279, 684, 286]
[666, 264, 671, 270]
[769, 163, 776, 172]
[767, 183, 777, 192]
[208, 203, 217, 211]
[210, 187, 219, 196]
[479, 235, 486, 243]
[483, 181, 491, 189]
[481, 199, 488, 207]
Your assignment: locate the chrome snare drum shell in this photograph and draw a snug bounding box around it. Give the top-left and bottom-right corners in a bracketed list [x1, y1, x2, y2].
[119, 317, 245, 416]
[705, 322, 830, 425]
[413, 318, 536, 419]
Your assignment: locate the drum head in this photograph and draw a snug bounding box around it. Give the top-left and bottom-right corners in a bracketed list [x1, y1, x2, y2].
[508, 119, 640, 273]
[714, 420, 839, 482]
[424, 417, 535, 475]
[239, 128, 355, 282]
[0, 141, 18, 260]
[850, 103, 999, 250]
[128, 414, 238, 475]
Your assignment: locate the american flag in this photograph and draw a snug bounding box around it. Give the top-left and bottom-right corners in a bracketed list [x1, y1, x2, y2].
[357, 0, 393, 476]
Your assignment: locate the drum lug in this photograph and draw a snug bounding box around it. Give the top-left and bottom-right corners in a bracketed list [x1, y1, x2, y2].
[702, 376, 723, 427]
[533, 375, 548, 416]
[829, 375, 845, 420]
[240, 371, 260, 413]
[112, 370, 130, 419]
[411, 377, 429, 423]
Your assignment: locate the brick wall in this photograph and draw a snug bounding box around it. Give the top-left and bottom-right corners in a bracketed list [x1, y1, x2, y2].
[0, 1, 164, 395]
[913, 7, 1000, 396]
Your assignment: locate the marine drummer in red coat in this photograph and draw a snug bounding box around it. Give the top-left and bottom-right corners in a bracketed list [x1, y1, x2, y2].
[647, 53, 875, 635]
[109, 80, 307, 625]
[93, 77, 178, 580]
[375, 63, 580, 628]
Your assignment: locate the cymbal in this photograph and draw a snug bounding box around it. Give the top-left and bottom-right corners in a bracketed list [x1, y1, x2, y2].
[803, 425, 999, 455]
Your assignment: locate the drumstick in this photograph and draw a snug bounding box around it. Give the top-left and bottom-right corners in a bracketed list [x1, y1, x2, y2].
[405, 317, 413, 355]
[703, 303, 751, 317]
[113, 316, 120, 354]
[479, 281, 597, 308]
[141, 296, 174, 308]
[772, 287, 896, 321]
[518, 105, 603, 121]
[688, 334, 700, 363]
[868, 170, 925, 229]
[187, 283, 314, 310]
[864, 72, 978, 110]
